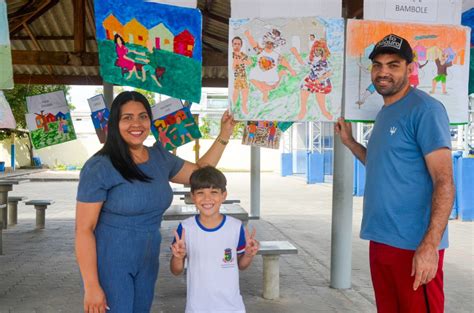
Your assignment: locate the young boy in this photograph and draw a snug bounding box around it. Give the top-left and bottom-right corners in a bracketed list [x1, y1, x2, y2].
[170, 166, 259, 313]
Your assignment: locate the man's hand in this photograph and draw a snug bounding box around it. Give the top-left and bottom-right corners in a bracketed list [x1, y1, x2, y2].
[411, 243, 439, 290]
[171, 229, 186, 259]
[334, 117, 355, 147]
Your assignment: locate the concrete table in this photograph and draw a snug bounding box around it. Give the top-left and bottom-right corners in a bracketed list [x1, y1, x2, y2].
[25, 200, 55, 229]
[8, 196, 28, 226]
[172, 187, 190, 196]
[0, 179, 29, 229]
[257, 241, 298, 300]
[163, 203, 249, 223]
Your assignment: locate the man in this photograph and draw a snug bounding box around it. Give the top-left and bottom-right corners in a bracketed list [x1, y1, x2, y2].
[335, 34, 454, 312]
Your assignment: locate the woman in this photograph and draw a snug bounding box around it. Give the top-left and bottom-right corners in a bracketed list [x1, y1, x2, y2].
[114, 34, 140, 80]
[75, 91, 236, 313]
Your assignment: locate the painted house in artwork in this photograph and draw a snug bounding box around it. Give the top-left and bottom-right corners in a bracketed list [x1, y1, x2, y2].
[45, 113, 56, 123]
[123, 18, 148, 46]
[164, 114, 176, 125]
[149, 23, 174, 52]
[35, 115, 44, 129]
[103, 14, 123, 40]
[174, 30, 194, 57]
[55, 112, 67, 120]
[153, 119, 167, 129]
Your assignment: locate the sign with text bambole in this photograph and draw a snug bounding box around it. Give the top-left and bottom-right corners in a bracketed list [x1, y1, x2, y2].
[363, 0, 463, 25]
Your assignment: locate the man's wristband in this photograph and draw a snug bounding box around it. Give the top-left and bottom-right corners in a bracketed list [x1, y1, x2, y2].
[216, 137, 229, 146]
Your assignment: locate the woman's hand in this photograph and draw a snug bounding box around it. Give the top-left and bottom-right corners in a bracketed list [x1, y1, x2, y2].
[219, 110, 237, 140]
[84, 285, 109, 313]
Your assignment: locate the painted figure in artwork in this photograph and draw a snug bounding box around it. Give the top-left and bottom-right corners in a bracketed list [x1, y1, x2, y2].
[169, 116, 194, 144]
[409, 51, 428, 89]
[155, 123, 176, 149]
[114, 34, 141, 80]
[267, 122, 277, 148]
[58, 117, 69, 139]
[135, 39, 166, 87]
[231, 36, 252, 114]
[431, 50, 453, 95]
[246, 121, 257, 145]
[244, 29, 297, 103]
[354, 60, 375, 108]
[292, 38, 333, 120]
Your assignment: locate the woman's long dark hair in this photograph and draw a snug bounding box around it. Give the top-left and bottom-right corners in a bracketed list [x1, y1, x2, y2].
[96, 91, 152, 182]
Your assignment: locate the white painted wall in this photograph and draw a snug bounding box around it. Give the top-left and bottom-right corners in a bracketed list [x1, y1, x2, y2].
[1, 135, 281, 172]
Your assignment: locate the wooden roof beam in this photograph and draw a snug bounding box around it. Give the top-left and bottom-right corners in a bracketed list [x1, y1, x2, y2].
[14, 74, 103, 85]
[74, 0, 86, 52]
[8, 0, 59, 35]
[12, 50, 99, 66]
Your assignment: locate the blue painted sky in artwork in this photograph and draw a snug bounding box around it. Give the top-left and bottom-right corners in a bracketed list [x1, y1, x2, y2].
[95, 0, 202, 61]
[318, 17, 345, 53]
[0, 1, 10, 45]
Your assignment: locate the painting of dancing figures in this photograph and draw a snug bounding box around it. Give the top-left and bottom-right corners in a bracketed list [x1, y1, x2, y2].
[229, 16, 344, 122]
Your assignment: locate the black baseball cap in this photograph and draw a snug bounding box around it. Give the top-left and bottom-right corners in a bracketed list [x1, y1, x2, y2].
[369, 34, 413, 63]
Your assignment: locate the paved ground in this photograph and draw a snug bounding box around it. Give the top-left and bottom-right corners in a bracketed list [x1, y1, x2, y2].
[0, 170, 472, 312]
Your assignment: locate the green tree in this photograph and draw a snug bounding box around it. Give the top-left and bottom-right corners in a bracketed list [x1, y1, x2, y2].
[2, 84, 70, 165]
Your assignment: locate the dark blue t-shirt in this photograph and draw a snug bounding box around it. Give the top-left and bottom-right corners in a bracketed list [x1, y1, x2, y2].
[76, 144, 185, 231]
[361, 88, 451, 250]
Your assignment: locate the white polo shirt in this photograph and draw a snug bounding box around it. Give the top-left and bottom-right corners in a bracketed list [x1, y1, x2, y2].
[176, 215, 246, 313]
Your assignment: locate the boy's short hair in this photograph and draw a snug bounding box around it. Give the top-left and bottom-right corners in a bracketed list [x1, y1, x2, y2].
[190, 166, 227, 193]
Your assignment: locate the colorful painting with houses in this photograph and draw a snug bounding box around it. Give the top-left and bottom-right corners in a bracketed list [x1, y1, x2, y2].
[25, 91, 76, 149]
[229, 16, 344, 122]
[0, 0, 13, 89]
[94, 0, 202, 103]
[151, 106, 201, 150]
[345, 19, 471, 124]
[242, 121, 292, 149]
[87, 95, 109, 144]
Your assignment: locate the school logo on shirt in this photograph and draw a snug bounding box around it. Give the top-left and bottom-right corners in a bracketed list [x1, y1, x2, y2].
[390, 127, 397, 136]
[223, 248, 234, 263]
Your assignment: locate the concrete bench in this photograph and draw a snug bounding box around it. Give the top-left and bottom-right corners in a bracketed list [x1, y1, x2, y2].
[8, 196, 28, 226]
[25, 200, 54, 229]
[179, 197, 241, 205]
[0, 204, 6, 255]
[257, 241, 298, 300]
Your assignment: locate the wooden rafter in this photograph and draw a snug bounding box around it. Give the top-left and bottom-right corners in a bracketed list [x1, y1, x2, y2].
[22, 23, 54, 75]
[203, 31, 227, 44]
[85, 0, 96, 37]
[11, 35, 96, 41]
[14, 74, 103, 85]
[74, 0, 86, 52]
[8, 0, 59, 35]
[12, 50, 98, 66]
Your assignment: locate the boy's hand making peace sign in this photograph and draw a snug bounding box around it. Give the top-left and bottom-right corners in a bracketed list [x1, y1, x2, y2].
[244, 227, 259, 257]
[171, 228, 187, 259]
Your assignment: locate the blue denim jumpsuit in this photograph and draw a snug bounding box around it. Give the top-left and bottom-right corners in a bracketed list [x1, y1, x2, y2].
[77, 144, 184, 312]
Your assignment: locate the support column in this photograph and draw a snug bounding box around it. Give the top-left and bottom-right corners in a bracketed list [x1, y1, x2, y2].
[35, 205, 47, 229]
[330, 134, 354, 289]
[8, 202, 18, 226]
[103, 82, 113, 110]
[262, 255, 280, 299]
[250, 146, 260, 218]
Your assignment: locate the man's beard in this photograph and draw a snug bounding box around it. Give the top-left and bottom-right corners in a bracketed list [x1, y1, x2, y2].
[373, 74, 409, 97]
